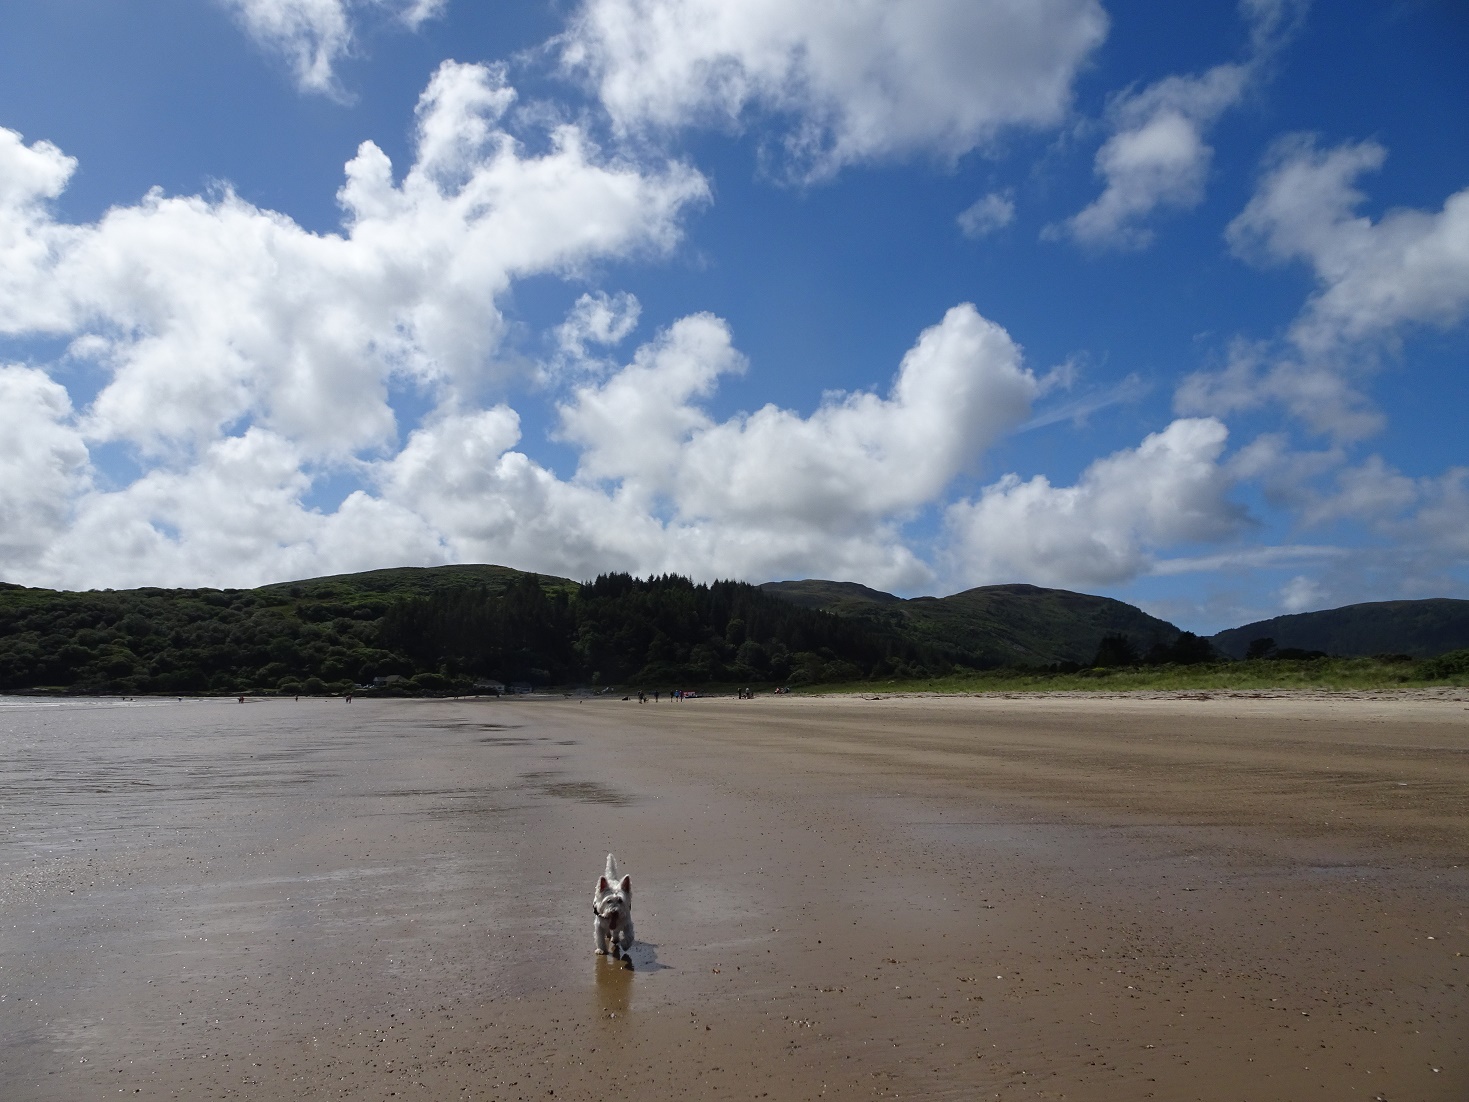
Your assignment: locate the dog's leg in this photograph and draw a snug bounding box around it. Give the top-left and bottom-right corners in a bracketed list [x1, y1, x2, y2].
[618, 875, 632, 956]
[594, 876, 610, 954]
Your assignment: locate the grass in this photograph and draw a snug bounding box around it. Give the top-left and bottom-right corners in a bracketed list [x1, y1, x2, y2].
[797, 656, 1469, 696]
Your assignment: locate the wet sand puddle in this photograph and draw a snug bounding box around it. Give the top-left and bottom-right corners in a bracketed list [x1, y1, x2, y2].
[518, 771, 636, 807]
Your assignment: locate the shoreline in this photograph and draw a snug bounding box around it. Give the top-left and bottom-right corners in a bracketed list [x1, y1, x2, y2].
[4, 682, 1468, 701]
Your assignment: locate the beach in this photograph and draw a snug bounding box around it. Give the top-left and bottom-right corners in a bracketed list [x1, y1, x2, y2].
[2, 691, 1465, 1100]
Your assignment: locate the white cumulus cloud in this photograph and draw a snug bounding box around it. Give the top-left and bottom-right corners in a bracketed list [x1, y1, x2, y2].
[944, 417, 1245, 588]
[1174, 337, 1384, 441]
[0, 64, 707, 463]
[552, 290, 643, 372]
[1278, 573, 1327, 613]
[1057, 0, 1306, 249]
[221, 0, 445, 96]
[560, 0, 1108, 178]
[1227, 136, 1469, 356]
[0, 366, 91, 571]
[560, 303, 1039, 529]
[0, 65, 724, 590]
[35, 427, 448, 591]
[339, 305, 1037, 592]
[957, 192, 1016, 239]
[1180, 136, 1469, 442]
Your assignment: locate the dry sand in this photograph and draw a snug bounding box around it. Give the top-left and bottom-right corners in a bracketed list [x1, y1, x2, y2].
[1, 691, 1465, 1100]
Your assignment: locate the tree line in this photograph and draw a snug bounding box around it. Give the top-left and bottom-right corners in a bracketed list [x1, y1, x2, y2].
[0, 572, 953, 695]
[6, 571, 1464, 696]
[379, 572, 952, 690]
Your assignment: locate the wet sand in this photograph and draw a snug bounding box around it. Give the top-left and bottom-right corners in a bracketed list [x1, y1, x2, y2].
[1, 691, 1466, 1100]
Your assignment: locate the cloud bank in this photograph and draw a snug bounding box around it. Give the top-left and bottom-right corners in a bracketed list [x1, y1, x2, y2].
[2, 48, 1275, 602]
[1, 78, 1062, 595]
[0, 63, 706, 465]
[4, 1, 1466, 623]
[4, 84, 1455, 605]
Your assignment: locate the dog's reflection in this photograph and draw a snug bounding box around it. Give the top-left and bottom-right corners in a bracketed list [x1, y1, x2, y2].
[594, 952, 633, 1020]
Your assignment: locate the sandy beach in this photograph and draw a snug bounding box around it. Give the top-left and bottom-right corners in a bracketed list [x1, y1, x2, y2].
[2, 691, 1465, 1100]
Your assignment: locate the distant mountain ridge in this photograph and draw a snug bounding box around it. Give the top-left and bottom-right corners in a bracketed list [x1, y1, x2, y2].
[761, 580, 1469, 665]
[4, 563, 1466, 696]
[1209, 598, 1469, 659]
[761, 579, 1180, 667]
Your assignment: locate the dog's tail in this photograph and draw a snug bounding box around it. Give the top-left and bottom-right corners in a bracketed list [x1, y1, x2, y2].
[604, 853, 618, 881]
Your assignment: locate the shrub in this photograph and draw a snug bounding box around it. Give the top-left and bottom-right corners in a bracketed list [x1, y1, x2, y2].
[1416, 648, 1469, 682]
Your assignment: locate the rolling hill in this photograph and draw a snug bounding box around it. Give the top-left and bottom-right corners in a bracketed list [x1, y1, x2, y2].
[7, 561, 1467, 695]
[1210, 599, 1469, 659]
[761, 580, 1181, 667]
[0, 566, 940, 694]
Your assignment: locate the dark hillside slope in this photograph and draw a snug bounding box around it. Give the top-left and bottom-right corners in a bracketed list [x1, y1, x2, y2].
[1212, 599, 1469, 659]
[912, 584, 1179, 666]
[0, 566, 941, 694]
[761, 580, 1180, 667]
[256, 564, 578, 602]
[760, 580, 905, 612]
[0, 565, 577, 695]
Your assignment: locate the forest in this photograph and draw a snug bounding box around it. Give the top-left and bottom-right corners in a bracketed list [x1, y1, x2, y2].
[0, 569, 950, 695]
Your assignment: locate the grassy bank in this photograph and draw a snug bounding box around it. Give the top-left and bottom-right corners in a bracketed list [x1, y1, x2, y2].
[798, 654, 1469, 695]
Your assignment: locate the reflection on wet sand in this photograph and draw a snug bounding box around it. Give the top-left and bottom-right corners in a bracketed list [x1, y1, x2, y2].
[594, 953, 634, 1019]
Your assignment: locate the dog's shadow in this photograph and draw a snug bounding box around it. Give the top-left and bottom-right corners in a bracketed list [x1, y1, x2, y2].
[597, 940, 669, 975]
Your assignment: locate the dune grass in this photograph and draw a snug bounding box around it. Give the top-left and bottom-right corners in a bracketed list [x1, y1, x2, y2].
[798, 655, 1469, 695]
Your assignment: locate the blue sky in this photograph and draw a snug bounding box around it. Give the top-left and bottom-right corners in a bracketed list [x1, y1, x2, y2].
[0, 0, 1466, 633]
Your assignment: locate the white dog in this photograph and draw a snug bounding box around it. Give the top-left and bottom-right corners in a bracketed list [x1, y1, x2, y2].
[593, 853, 634, 961]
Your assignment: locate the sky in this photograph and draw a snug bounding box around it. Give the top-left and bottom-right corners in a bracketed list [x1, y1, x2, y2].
[0, 0, 1466, 633]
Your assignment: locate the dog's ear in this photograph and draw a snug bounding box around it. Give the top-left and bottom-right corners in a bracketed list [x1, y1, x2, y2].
[619, 875, 631, 895]
[597, 876, 609, 893]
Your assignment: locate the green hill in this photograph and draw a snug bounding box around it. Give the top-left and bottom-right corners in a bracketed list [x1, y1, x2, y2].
[9, 563, 1465, 696]
[256, 563, 579, 601]
[0, 565, 577, 695]
[0, 566, 940, 695]
[1210, 599, 1469, 659]
[757, 579, 905, 612]
[761, 580, 1181, 667]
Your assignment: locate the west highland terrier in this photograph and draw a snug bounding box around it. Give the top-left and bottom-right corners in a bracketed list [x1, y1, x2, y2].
[593, 853, 634, 961]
